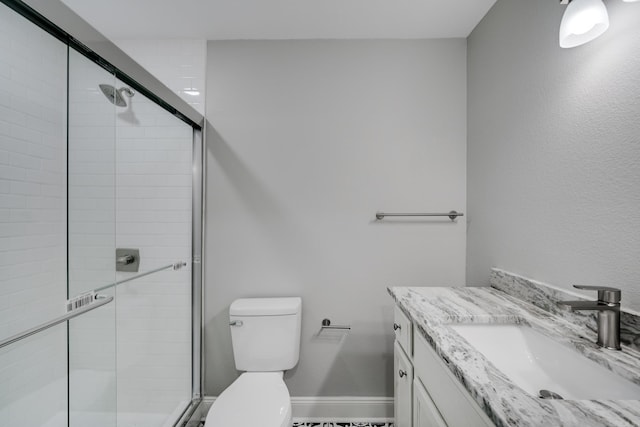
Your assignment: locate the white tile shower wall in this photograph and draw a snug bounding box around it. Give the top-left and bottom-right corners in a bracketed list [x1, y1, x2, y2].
[0, 3, 68, 427]
[114, 80, 193, 420]
[115, 39, 206, 115]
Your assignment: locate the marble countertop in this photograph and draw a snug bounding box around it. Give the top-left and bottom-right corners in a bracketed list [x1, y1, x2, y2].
[388, 285, 640, 427]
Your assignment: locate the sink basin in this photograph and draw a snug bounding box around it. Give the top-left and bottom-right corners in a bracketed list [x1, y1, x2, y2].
[449, 324, 640, 400]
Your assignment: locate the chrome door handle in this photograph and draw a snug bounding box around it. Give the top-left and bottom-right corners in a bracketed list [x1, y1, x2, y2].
[393, 323, 401, 331]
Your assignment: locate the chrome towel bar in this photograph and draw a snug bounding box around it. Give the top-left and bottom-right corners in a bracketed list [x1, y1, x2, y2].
[0, 295, 113, 350]
[375, 210, 464, 221]
[94, 261, 187, 292]
[0, 261, 187, 350]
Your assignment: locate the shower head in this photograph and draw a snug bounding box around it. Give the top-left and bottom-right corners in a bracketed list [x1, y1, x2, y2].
[99, 84, 135, 107]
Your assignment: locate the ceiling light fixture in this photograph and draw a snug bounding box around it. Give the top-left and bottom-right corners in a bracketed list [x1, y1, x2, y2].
[559, 0, 610, 48]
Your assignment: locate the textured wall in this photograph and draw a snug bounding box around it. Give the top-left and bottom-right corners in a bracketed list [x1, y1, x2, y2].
[467, 0, 640, 309]
[205, 39, 467, 397]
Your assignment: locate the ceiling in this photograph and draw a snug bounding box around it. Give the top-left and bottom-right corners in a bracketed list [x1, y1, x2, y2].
[61, 0, 497, 40]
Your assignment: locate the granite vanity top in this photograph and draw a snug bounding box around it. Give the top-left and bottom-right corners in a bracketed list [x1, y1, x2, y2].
[389, 276, 640, 427]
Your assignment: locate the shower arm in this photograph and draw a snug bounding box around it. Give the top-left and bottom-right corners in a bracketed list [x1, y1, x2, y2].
[119, 87, 135, 97]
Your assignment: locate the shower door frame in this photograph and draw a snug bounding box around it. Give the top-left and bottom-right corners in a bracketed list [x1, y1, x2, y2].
[1, 0, 206, 425]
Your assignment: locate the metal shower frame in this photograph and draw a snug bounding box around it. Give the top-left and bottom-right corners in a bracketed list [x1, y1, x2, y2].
[0, 0, 206, 425]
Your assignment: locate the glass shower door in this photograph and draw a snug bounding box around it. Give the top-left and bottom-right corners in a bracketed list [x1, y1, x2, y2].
[67, 54, 194, 427]
[113, 78, 193, 427]
[0, 3, 198, 426]
[68, 49, 117, 427]
[0, 3, 69, 426]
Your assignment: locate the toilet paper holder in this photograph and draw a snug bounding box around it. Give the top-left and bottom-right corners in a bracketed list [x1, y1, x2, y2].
[321, 318, 351, 330]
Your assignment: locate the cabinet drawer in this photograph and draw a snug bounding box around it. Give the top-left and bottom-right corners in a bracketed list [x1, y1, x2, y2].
[394, 341, 414, 427]
[413, 378, 447, 427]
[414, 332, 494, 427]
[394, 305, 413, 356]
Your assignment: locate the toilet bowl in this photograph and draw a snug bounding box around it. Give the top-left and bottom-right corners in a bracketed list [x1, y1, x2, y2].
[204, 372, 292, 427]
[204, 297, 301, 427]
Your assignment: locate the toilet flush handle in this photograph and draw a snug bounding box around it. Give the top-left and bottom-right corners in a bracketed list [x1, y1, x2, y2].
[229, 320, 243, 327]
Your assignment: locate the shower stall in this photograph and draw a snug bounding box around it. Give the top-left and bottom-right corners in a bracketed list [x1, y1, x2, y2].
[0, 1, 204, 426]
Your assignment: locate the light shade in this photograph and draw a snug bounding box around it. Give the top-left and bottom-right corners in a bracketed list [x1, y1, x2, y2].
[559, 0, 610, 48]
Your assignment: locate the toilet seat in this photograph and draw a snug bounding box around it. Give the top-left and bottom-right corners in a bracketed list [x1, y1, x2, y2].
[204, 372, 292, 427]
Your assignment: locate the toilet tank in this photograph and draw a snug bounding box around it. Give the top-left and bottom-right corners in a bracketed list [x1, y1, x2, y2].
[229, 297, 302, 372]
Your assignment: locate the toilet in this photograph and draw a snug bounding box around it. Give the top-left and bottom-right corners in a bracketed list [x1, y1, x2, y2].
[205, 297, 302, 427]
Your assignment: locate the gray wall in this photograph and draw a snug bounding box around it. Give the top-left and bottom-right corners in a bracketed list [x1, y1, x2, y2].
[467, 1, 640, 308]
[205, 39, 467, 396]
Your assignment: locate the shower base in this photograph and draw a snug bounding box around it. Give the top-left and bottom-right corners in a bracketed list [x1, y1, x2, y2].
[43, 411, 179, 427]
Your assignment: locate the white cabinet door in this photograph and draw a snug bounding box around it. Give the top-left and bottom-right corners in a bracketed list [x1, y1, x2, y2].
[394, 305, 413, 356]
[413, 332, 494, 427]
[413, 378, 448, 427]
[394, 341, 413, 427]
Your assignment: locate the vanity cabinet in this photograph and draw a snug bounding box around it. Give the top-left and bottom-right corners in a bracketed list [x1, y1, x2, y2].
[413, 379, 447, 427]
[393, 306, 414, 427]
[393, 305, 413, 355]
[393, 305, 494, 427]
[394, 341, 413, 427]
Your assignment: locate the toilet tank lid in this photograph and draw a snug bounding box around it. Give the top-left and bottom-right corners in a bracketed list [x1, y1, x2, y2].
[230, 297, 302, 316]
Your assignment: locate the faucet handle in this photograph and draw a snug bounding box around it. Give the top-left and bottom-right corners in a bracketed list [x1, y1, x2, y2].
[573, 285, 621, 304]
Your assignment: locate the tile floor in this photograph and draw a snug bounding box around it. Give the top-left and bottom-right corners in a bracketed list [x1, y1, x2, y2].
[183, 399, 395, 427]
[292, 423, 394, 426]
[189, 422, 393, 427]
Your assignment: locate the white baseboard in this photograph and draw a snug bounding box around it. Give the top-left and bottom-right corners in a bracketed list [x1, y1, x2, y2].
[202, 396, 393, 421]
[291, 396, 393, 420]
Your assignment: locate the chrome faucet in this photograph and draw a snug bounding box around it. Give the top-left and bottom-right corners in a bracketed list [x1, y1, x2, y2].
[560, 285, 621, 350]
